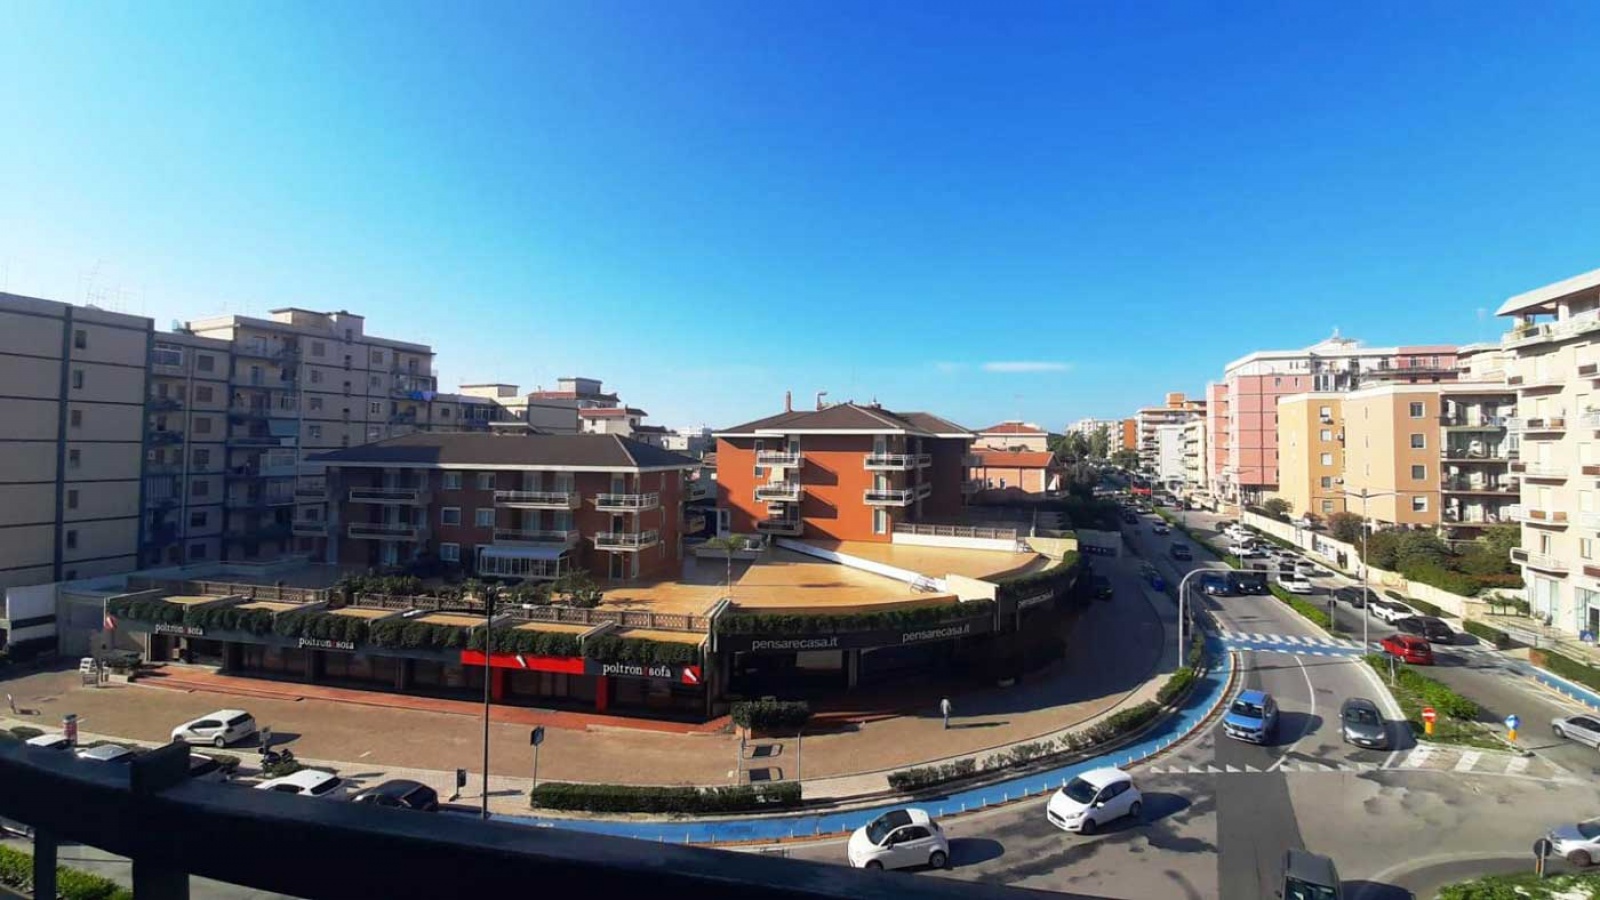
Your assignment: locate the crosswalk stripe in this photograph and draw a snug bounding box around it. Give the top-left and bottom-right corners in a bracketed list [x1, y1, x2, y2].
[1401, 747, 1432, 769]
[1245, 764, 1261, 773]
[1204, 765, 1222, 774]
[1507, 756, 1530, 775]
[1188, 765, 1204, 774]
[1225, 764, 1240, 773]
[1454, 751, 1482, 773]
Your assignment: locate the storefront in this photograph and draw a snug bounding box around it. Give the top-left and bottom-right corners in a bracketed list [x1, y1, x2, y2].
[462, 650, 707, 716]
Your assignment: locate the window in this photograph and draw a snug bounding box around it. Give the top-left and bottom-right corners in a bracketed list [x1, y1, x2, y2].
[67, 489, 79, 510]
[192, 479, 209, 497]
[369, 401, 382, 415]
[371, 349, 384, 365]
[196, 385, 214, 403]
[68, 449, 81, 470]
[73, 329, 87, 349]
[1540, 532, 1553, 554]
[1320, 476, 1332, 488]
[1411, 496, 1427, 513]
[369, 375, 381, 388]
[476, 473, 495, 491]
[873, 508, 887, 535]
[1581, 538, 1593, 561]
[1319, 452, 1333, 465]
[442, 472, 463, 490]
[190, 543, 207, 560]
[1321, 500, 1334, 513]
[1318, 406, 1331, 418]
[310, 396, 323, 411]
[1320, 429, 1331, 441]
[343, 381, 352, 395]
[195, 417, 211, 434]
[196, 354, 214, 372]
[1409, 401, 1425, 418]
[440, 407, 451, 418]
[71, 369, 84, 390]
[309, 424, 322, 439]
[441, 507, 461, 525]
[310, 369, 323, 384]
[1411, 465, 1426, 481]
[474, 508, 494, 527]
[1409, 433, 1426, 449]
[193, 448, 211, 468]
[190, 510, 208, 528]
[70, 409, 82, 428]
[440, 543, 460, 563]
[65, 529, 78, 550]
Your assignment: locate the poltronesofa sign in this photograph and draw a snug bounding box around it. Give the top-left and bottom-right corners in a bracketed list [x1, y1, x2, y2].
[583, 659, 702, 686]
[153, 624, 205, 637]
[719, 614, 994, 654]
[297, 637, 357, 652]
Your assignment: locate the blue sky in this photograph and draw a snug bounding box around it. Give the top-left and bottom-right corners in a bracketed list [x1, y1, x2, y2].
[3, 3, 1598, 431]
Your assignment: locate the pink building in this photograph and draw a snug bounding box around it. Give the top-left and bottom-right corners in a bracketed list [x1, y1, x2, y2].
[1206, 333, 1459, 505]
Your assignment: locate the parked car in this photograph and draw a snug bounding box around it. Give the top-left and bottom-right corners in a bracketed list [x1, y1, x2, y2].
[1170, 543, 1192, 561]
[1227, 571, 1269, 595]
[1367, 597, 1416, 623]
[187, 754, 235, 784]
[1278, 572, 1315, 594]
[1223, 689, 1278, 744]
[847, 808, 949, 870]
[1380, 634, 1434, 665]
[256, 769, 348, 800]
[1543, 821, 1600, 867]
[351, 779, 440, 811]
[24, 734, 71, 750]
[75, 744, 135, 765]
[1395, 616, 1456, 645]
[1282, 848, 1343, 900]
[1552, 714, 1600, 749]
[1294, 559, 1329, 577]
[1334, 586, 1376, 609]
[1339, 697, 1390, 750]
[1151, 522, 1171, 536]
[171, 709, 258, 748]
[1046, 767, 1143, 835]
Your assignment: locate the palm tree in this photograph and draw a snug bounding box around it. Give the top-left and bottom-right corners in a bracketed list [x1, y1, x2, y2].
[703, 534, 746, 600]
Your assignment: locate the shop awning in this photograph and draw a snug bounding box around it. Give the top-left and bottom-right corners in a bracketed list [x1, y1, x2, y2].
[478, 545, 567, 562]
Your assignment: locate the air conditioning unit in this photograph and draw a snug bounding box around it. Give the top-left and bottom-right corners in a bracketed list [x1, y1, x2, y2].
[1333, 478, 1344, 484]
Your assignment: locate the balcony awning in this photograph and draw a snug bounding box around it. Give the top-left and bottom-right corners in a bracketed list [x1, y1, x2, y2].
[479, 545, 567, 562]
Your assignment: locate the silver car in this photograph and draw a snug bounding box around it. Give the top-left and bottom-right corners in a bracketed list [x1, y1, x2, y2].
[1340, 697, 1389, 750]
[1553, 714, 1600, 749]
[1544, 821, 1600, 867]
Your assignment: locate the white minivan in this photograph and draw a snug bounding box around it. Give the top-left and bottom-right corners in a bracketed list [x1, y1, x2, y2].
[170, 709, 258, 748]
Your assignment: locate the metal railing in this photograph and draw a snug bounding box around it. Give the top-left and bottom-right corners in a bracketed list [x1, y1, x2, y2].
[864, 452, 932, 470]
[1510, 547, 1568, 573]
[754, 482, 802, 502]
[493, 528, 580, 546]
[1510, 461, 1566, 479]
[348, 522, 421, 540]
[755, 450, 802, 467]
[124, 577, 330, 604]
[1441, 447, 1510, 461]
[1439, 414, 1507, 428]
[593, 530, 660, 550]
[1503, 308, 1600, 346]
[863, 488, 915, 505]
[755, 518, 803, 535]
[893, 523, 1020, 540]
[291, 520, 329, 536]
[349, 487, 423, 503]
[594, 492, 660, 511]
[494, 489, 580, 509]
[1519, 417, 1568, 432]
[502, 603, 711, 633]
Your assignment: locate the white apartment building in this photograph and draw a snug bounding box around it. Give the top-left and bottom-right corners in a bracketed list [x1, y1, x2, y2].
[1136, 393, 1204, 471]
[1181, 418, 1208, 493]
[1065, 417, 1121, 449]
[1496, 268, 1600, 638]
[1154, 424, 1186, 486]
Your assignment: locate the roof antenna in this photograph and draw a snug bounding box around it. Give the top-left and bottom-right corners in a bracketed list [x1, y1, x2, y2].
[815, 391, 828, 411]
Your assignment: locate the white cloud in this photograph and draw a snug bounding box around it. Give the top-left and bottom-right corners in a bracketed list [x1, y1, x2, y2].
[981, 361, 1072, 373]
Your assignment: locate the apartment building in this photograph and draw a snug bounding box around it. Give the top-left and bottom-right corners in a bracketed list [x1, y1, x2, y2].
[1496, 268, 1600, 637]
[1154, 424, 1185, 485]
[715, 401, 974, 542]
[146, 331, 232, 567]
[969, 449, 1061, 496]
[1437, 359, 1519, 542]
[1340, 385, 1448, 528]
[1120, 419, 1137, 455]
[1274, 394, 1346, 520]
[458, 383, 578, 433]
[313, 432, 698, 582]
[0, 293, 151, 588]
[1208, 333, 1459, 506]
[976, 421, 1049, 452]
[1065, 418, 1120, 447]
[1136, 393, 1204, 470]
[1181, 418, 1208, 495]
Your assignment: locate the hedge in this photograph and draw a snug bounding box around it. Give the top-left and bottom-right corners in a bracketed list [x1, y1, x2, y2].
[106, 595, 185, 626]
[886, 758, 977, 791]
[468, 626, 580, 657]
[582, 634, 700, 666]
[274, 609, 371, 644]
[1157, 667, 1196, 705]
[994, 552, 1082, 605]
[1437, 871, 1600, 900]
[1462, 620, 1512, 650]
[0, 845, 132, 900]
[730, 699, 811, 732]
[9, 726, 44, 741]
[367, 617, 469, 650]
[529, 781, 801, 814]
[1531, 648, 1600, 694]
[1362, 654, 1477, 720]
[717, 598, 997, 636]
[1269, 584, 1334, 631]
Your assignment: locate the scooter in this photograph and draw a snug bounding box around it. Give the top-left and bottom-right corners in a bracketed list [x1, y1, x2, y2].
[258, 747, 296, 768]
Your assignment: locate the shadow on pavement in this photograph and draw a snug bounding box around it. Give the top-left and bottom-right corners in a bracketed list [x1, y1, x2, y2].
[947, 837, 1005, 868]
[1269, 712, 1322, 748]
[1342, 880, 1415, 900]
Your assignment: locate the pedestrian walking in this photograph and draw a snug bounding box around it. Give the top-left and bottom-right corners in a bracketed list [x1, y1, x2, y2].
[940, 697, 952, 730]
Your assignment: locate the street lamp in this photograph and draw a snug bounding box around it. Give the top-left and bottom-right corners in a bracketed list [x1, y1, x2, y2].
[1175, 567, 1212, 666]
[480, 585, 499, 820]
[1341, 487, 1399, 653]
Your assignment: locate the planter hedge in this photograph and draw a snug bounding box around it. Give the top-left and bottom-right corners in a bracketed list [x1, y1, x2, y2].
[1362, 654, 1477, 720]
[9, 726, 44, 741]
[468, 626, 580, 657]
[367, 618, 469, 650]
[995, 552, 1082, 605]
[273, 609, 371, 644]
[730, 699, 812, 732]
[887, 758, 977, 791]
[0, 845, 132, 900]
[1463, 620, 1513, 650]
[1531, 648, 1600, 694]
[582, 635, 700, 666]
[717, 599, 997, 636]
[529, 781, 801, 814]
[1269, 585, 1334, 630]
[107, 595, 185, 626]
[1157, 667, 1196, 705]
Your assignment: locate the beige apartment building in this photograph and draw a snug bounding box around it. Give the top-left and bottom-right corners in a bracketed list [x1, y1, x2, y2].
[1437, 367, 1518, 544]
[1274, 394, 1346, 520]
[0, 293, 152, 588]
[1136, 393, 1204, 471]
[1340, 384, 1445, 528]
[1496, 268, 1600, 638]
[146, 331, 232, 567]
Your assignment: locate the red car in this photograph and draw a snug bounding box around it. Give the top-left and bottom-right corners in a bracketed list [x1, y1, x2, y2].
[1381, 634, 1434, 665]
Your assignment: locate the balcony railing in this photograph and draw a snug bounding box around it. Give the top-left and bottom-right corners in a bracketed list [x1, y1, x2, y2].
[593, 530, 660, 551]
[233, 343, 300, 361]
[291, 520, 329, 536]
[1580, 511, 1600, 530]
[1519, 417, 1567, 433]
[1509, 461, 1566, 480]
[1510, 547, 1568, 574]
[756, 450, 802, 468]
[348, 522, 421, 540]
[493, 528, 580, 547]
[755, 518, 804, 535]
[494, 489, 580, 509]
[1441, 479, 1518, 494]
[1506, 373, 1566, 391]
[294, 483, 328, 500]
[1439, 414, 1506, 428]
[229, 434, 284, 446]
[594, 492, 660, 512]
[1508, 506, 1568, 526]
[1582, 411, 1600, 429]
[864, 452, 932, 470]
[1442, 447, 1510, 462]
[349, 487, 423, 504]
[229, 405, 273, 420]
[1503, 308, 1600, 347]
[754, 482, 803, 502]
[864, 488, 916, 506]
[147, 430, 184, 445]
[146, 396, 183, 412]
[894, 522, 1020, 540]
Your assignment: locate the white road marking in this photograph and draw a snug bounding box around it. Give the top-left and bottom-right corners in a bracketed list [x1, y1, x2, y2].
[1225, 764, 1240, 773]
[1400, 746, 1432, 769]
[1245, 764, 1261, 772]
[1506, 755, 1530, 775]
[1267, 652, 1318, 773]
[1453, 751, 1482, 773]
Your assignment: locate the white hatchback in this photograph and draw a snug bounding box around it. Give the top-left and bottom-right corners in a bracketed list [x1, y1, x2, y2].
[171, 709, 257, 748]
[1047, 767, 1143, 835]
[255, 769, 348, 800]
[847, 808, 950, 870]
[1278, 572, 1315, 594]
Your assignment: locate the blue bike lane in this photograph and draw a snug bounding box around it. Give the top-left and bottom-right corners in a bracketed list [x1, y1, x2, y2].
[488, 636, 1234, 844]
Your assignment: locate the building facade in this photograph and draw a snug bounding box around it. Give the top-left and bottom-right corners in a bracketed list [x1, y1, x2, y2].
[1181, 418, 1209, 495]
[1154, 424, 1185, 486]
[146, 331, 233, 568]
[1135, 393, 1204, 471]
[1274, 394, 1346, 521]
[715, 403, 974, 542]
[969, 449, 1061, 496]
[1339, 385, 1445, 528]
[1496, 268, 1600, 637]
[1065, 418, 1120, 449]
[975, 421, 1049, 452]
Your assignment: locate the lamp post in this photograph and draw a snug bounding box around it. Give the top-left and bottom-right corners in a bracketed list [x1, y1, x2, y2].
[1175, 567, 1211, 667]
[480, 585, 498, 820]
[1343, 487, 1398, 653]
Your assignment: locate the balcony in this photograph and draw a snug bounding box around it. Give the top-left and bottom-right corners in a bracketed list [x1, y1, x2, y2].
[1503, 308, 1600, 348]
[493, 528, 580, 547]
[1441, 447, 1509, 462]
[146, 396, 183, 412]
[593, 530, 660, 551]
[756, 450, 803, 468]
[1439, 414, 1506, 429]
[148, 430, 183, 445]
[225, 522, 292, 543]
[348, 522, 420, 541]
[349, 487, 423, 504]
[294, 483, 328, 501]
[229, 434, 285, 447]
[864, 488, 917, 506]
[1519, 417, 1567, 434]
[1581, 511, 1600, 530]
[234, 343, 300, 361]
[494, 489, 580, 510]
[229, 406, 273, 422]
[1509, 461, 1566, 480]
[754, 482, 803, 503]
[1508, 506, 1568, 527]
[1441, 478, 1518, 495]
[291, 520, 329, 537]
[865, 452, 932, 470]
[594, 492, 661, 512]
[1506, 373, 1566, 392]
[230, 373, 299, 391]
[1582, 411, 1600, 429]
[756, 518, 803, 536]
[1583, 363, 1599, 378]
[1510, 547, 1568, 574]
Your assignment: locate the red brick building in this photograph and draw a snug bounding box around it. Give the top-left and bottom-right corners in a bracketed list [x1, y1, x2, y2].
[714, 402, 976, 542]
[311, 433, 699, 581]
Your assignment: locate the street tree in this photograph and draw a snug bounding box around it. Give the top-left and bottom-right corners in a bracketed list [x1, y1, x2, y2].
[1088, 426, 1110, 459]
[1326, 511, 1364, 545]
[1261, 498, 1292, 521]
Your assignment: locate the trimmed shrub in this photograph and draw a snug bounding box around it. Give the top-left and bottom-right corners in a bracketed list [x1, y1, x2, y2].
[529, 781, 801, 814]
[367, 618, 468, 650]
[730, 699, 811, 732]
[1158, 667, 1196, 705]
[717, 599, 997, 636]
[261, 757, 305, 779]
[273, 609, 371, 645]
[106, 595, 185, 626]
[887, 758, 977, 792]
[0, 845, 132, 900]
[1361, 655, 1477, 721]
[9, 726, 44, 740]
[995, 552, 1082, 605]
[582, 635, 700, 666]
[1463, 620, 1512, 650]
[468, 626, 580, 658]
[1269, 584, 1334, 630]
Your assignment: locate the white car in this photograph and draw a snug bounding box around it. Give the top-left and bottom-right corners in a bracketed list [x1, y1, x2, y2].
[1278, 572, 1315, 594]
[1368, 598, 1417, 624]
[1294, 559, 1328, 577]
[171, 709, 257, 748]
[75, 744, 135, 764]
[24, 734, 71, 750]
[1543, 821, 1600, 867]
[1047, 767, 1142, 835]
[255, 769, 348, 800]
[847, 808, 949, 870]
[1553, 714, 1600, 749]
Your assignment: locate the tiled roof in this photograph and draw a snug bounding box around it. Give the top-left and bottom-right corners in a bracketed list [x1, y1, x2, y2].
[979, 421, 1046, 435]
[310, 433, 697, 470]
[718, 403, 972, 437]
[971, 449, 1058, 469]
[578, 406, 648, 418]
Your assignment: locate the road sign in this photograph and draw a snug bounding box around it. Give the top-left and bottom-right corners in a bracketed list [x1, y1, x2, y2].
[1421, 707, 1437, 722]
[530, 726, 545, 747]
[1505, 714, 1520, 731]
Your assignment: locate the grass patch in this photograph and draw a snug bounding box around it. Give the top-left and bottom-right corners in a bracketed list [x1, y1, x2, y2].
[1361, 654, 1502, 750]
[1269, 584, 1335, 632]
[1438, 870, 1600, 899]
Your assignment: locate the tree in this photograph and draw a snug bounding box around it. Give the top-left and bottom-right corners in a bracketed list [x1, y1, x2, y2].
[1393, 530, 1449, 572]
[1326, 511, 1364, 545]
[1061, 433, 1090, 463]
[1362, 529, 1401, 570]
[1459, 525, 1520, 576]
[1088, 425, 1110, 459]
[1262, 498, 1291, 521]
[703, 535, 746, 599]
[1111, 449, 1140, 471]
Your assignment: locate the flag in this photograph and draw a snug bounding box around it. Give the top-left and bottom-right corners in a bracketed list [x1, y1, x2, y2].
[103, 612, 117, 632]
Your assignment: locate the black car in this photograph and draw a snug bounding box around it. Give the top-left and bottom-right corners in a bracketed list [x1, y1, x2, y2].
[1170, 543, 1193, 561]
[1227, 571, 1269, 595]
[1335, 586, 1378, 609]
[350, 779, 440, 812]
[1395, 616, 1456, 645]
